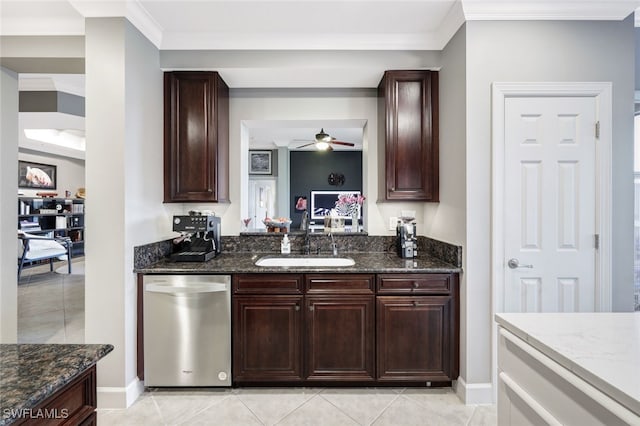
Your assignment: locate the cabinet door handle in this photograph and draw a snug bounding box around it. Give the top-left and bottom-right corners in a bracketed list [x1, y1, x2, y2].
[295, 305, 300, 311]
[413, 282, 420, 289]
[412, 301, 421, 307]
[309, 305, 314, 311]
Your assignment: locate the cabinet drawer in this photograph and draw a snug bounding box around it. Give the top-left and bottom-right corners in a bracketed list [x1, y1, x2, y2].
[233, 274, 303, 294]
[377, 274, 452, 294]
[305, 274, 375, 294]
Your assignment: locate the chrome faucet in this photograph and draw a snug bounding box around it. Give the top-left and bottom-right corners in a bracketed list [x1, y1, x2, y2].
[303, 218, 312, 255]
[329, 233, 338, 256]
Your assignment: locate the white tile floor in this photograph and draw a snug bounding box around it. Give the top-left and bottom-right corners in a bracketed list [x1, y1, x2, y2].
[18, 261, 497, 426]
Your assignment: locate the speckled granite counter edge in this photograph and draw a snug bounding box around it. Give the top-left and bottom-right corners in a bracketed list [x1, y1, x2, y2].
[134, 234, 462, 270]
[0, 344, 113, 426]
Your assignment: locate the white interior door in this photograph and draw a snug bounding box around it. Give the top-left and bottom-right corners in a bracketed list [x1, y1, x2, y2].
[248, 179, 276, 230]
[503, 96, 597, 312]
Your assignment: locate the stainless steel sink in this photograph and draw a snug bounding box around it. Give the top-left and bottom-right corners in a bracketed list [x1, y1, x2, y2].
[255, 256, 355, 267]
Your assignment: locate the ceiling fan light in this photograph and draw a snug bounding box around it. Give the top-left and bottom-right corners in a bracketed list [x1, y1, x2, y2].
[315, 128, 331, 143]
[316, 141, 330, 150]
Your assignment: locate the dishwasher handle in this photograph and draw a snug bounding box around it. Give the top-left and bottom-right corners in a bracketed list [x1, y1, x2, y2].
[145, 282, 228, 295]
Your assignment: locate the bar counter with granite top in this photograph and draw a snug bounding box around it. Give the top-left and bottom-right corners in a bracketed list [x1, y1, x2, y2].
[134, 251, 461, 274]
[0, 344, 113, 425]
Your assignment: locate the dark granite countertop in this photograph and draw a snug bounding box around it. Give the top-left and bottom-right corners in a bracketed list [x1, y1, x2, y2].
[134, 252, 461, 274]
[0, 344, 113, 425]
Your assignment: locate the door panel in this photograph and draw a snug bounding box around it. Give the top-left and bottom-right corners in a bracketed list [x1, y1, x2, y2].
[504, 97, 596, 313]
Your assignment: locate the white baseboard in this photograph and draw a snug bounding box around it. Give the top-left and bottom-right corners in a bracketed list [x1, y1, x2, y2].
[454, 376, 494, 405]
[97, 377, 145, 409]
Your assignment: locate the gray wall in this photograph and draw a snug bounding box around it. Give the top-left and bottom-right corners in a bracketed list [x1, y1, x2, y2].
[437, 23, 468, 388]
[289, 150, 363, 226]
[465, 17, 636, 389]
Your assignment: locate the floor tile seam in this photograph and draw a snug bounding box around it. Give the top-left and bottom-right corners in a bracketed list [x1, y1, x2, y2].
[234, 388, 320, 425]
[464, 405, 478, 426]
[367, 392, 403, 426]
[161, 391, 237, 426]
[232, 393, 269, 426]
[399, 393, 477, 425]
[316, 393, 367, 426]
[148, 392, 171, 426]
[273, 393, 326, 426]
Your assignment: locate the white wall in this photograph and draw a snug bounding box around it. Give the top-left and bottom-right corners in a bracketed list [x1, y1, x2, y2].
[18, 151, 84, 198]
[463, 17, 635, 402]
[84, 17, 164, 408]
[0, 67, 19, 342]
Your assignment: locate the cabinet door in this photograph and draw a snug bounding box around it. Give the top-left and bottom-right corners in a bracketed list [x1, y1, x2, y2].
[379, 70, 438, 201]
[233, 295, 303, 382]
[164, 71, 229, 202]
[377, 296, 453, 382]
[305, 295, 375, 381]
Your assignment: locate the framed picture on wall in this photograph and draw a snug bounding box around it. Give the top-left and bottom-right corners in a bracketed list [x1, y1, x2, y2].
[249, 150, 272, 175]
[18, 161, 57, 189]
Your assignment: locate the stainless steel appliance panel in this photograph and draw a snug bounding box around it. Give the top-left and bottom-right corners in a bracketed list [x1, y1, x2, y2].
[143, 274, 231, 386]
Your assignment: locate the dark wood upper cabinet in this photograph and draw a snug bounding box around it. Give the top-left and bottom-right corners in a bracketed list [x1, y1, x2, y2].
[164, 71, 229, 203]
[378, 70, 439, 201]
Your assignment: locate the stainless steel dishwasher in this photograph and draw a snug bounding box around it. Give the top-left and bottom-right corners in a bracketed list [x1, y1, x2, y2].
[143, 274, 231, 386]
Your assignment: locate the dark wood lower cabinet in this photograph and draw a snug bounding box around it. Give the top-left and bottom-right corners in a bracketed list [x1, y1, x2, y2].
[231, 272, 459, 385]
[233, 295, 303, 382]
[305, 295, 375, 381]
[15, 366, 97, 425]
[376, 296, 453, 382]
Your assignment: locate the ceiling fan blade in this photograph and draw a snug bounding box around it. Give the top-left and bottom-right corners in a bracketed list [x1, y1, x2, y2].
[330, 140, 355, 147]
[296, 142, 317, 149]
[292, 139, 314, 142]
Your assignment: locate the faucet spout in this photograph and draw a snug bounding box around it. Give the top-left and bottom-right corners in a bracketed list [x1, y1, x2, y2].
[329, 233, 338, 256]
[303, 217, 311, 255]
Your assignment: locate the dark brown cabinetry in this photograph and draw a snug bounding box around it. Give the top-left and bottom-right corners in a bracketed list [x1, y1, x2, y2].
[231, 272, 458, 385]
[378, 70, 439, 201]
[164, 71, 229, 203]
[305, 274, 375, 381]
[15, 366, 97, 425]
[376, 274, 458, 382]
[232, 274, 303, 382]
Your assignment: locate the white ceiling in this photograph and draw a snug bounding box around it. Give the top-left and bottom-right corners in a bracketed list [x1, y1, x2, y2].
[5, 0, 640, 154]
[2, 1, 639, 51]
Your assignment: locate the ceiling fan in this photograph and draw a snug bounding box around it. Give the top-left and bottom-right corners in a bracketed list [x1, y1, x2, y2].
[294, 128, 355, 151]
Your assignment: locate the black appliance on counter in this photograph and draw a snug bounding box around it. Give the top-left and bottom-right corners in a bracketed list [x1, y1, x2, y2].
[396, 220, 417, 259]
[171, 215, 221, 262]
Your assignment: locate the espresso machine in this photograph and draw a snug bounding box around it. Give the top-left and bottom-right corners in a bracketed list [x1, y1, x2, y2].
[171, 214, 221, 262]
[396, 220, 418, 259]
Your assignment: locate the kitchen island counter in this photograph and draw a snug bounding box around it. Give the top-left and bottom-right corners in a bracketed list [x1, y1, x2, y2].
[0, 344, 113, 425]
[495, 312, 640, 424]
[134, 251, 461, 274]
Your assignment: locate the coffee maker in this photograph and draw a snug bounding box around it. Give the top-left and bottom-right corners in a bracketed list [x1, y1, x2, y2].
[170, 214, 221, 262]
[396, 220, 417, 259]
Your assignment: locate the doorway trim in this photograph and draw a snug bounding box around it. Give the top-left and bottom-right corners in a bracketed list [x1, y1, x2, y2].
[490, 81, 613, 397]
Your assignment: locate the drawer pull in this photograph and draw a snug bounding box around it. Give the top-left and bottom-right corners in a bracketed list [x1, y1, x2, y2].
[309, 305, 314, 311]
[413, 282, 420, 289]
[413, 301, 419, 307]
[295, 305, 300, 311]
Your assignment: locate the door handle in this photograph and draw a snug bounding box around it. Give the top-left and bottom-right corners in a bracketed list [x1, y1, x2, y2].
[507, 258, 533, 269]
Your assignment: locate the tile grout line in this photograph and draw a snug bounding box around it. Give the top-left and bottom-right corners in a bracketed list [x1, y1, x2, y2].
[368, 392, 403, 426]
[317, 392, 365, 426]
[233, 393, 268, 426]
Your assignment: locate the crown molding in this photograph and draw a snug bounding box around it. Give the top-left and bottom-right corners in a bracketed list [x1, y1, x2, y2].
[68, 0, 163, 48]
[462, 1, 639, 21]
